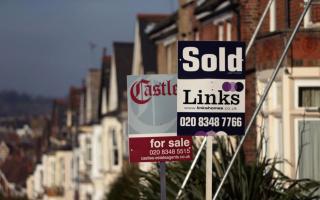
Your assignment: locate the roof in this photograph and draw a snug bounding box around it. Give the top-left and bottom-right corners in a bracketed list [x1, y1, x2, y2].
[1, 154, 34, 186]
[195, 0, 222, 13]
[68, 86, 82, 112]
[113, 42, 133, 113]
[86, 68, 101, 124]
[137, 14, 168, 74]
[147, 12, 178, 40]
[137, 13, 168, 22]
[195, 0, 238, 22]
[147, 0, 237, 39]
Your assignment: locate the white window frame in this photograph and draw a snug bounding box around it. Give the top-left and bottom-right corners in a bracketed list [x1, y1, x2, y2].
[258, 80, 269, 112]
[195, 31, 200, 41]
[294, 79, 320, 109]
[294, 118, 320, 177]
[304, 4, 312, 28]
[218, 23, 224, 41]
[226, 21, 232, 41]
[261, 116, 269, 158]
[269, 0, 276, 32]
[274, 117, 284, 171]
[163, 36, 176, 73]
[110, 127, 120, 168]
[271, 81, 282, 109]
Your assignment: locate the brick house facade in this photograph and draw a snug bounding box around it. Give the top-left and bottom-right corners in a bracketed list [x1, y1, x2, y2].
[148, 0, 320, 166]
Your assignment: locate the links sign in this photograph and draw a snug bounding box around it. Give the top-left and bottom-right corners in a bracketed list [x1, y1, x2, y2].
[177, 41, 246, 136]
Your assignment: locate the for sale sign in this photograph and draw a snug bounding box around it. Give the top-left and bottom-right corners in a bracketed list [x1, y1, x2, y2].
[177, 41, 245, 136]
[128, 74, 192, 162]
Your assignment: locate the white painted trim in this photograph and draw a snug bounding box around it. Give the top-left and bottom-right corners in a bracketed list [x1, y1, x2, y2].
[195, 31, 200, 41]
[294, 79, 320, 109]
[101, 87, 108, 115]
[272, 81, 282, 109]
[163, 35, 177, 46]
[212, 13, 233, 25]
[218, 23, 224, 41]
[226, 21, 232, 41]
[150, 24, 177, 40]
[215, 1, 231, 13]
[269, 0, 276, 32]
[274, 117, 284, 171]
[197, 0, 206, 6]
[132, 21, 143, 75]
[304, 6, 312, 28]
[196, 11, 211, 20]
[108, 56, 118, 112]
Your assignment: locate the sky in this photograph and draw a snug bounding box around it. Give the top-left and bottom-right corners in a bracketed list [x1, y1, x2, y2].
[0, 0, 177, 97]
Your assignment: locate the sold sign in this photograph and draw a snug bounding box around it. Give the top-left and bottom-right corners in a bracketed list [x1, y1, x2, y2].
[177, 41, 246, 136]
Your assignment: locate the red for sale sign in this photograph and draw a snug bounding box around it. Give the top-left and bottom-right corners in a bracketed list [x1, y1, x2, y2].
[129, 136, 192, 162]
[127, 75, 192, 163]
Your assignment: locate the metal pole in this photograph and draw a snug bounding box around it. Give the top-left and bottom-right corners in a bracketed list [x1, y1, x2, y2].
[206, 136, 213, 200]
[160, 162, 166, 200]
[175, 0, 274, 198]
[176, 137, 207, 200]
[246, 0, 274, 56]
[212, 1, 313, 199]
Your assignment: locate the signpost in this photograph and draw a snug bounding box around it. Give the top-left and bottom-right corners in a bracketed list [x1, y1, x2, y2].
[177, 41, 246, 200]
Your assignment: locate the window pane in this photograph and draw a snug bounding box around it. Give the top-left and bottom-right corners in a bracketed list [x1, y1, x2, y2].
[112, 129, 117, 146]
[114, 150, 119, 166]
[298, 87, 320, 107]
[110, 128, 119, 166]
[299, 120, 320, 181]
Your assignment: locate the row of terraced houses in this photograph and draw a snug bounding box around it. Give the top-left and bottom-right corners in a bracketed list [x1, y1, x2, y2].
[26, 0, 320, 199]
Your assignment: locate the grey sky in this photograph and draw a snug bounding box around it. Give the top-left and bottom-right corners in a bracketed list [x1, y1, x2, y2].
[0, 0, 177, 97]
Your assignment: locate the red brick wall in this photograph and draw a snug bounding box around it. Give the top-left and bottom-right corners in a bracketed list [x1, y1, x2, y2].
[290, 0, 303, 27]
[238, 0, 259, 163]
[259, 0, 271, 33]
[254, 31, 320, 69]
[200, 22, 217, 40]
[255, 33, 286, 70]
[199, 15, 238, 41]
[178, 0, 197, 40]
[231, 16, 238, 40]
[239, 0, 259, 42]
[292, 32, 320, 66]
[257, 1, 320, 33]
[183, 0, 320, 163]
[277, 0, 287, 30]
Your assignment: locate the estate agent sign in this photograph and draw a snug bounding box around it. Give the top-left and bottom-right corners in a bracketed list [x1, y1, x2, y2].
[128, 74, 192, 162]
[177, 41, 246, 136]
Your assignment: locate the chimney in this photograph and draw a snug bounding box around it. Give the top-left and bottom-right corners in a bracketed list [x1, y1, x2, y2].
[178, 0, 197, 40]
[102, 47, 107, 57]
